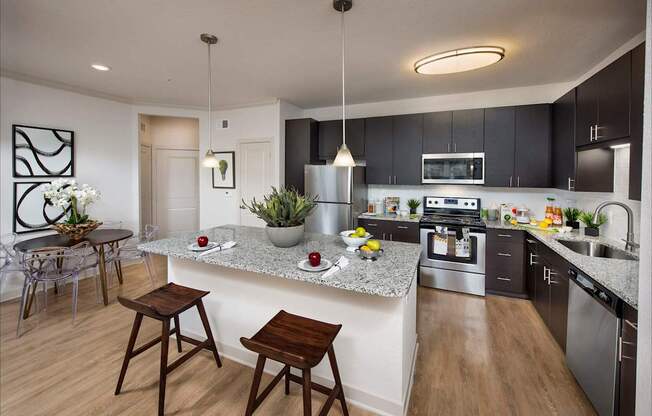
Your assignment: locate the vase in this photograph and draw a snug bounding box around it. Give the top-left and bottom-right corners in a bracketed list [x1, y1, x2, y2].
[52, 220, 102, 241]
[566, 220, 580, 230]
[409, 208, 417, 215]
[584, 227, 599, 237]
[265, 224, 304, 248]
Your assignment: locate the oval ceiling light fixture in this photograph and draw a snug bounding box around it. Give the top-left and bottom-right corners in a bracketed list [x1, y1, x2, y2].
[91, 63, 111, 71]
[414, 46, 505, 75]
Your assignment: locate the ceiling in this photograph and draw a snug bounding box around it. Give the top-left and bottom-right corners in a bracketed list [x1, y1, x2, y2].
[1, 0, 646, 109]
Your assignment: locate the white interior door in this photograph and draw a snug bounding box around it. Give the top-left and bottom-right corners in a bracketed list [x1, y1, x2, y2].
[240, 141, 273, 227]
[139, 145, 153, 232]
[155, 149, 199, 236]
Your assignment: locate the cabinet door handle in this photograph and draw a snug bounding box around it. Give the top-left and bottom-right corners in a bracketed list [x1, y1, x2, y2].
[549, 279, 560, 285]
[517, 176, 520, 187]
[454, 142, 457, 152]
[382, 233, 386, 240]
[366, 223, 378, 227]
[497, 234, 512, 238]
[625, 319, 638, 330]
[389, 234, 393, 241]
[590, 125, 594, 141]
[497, 252, 512, 257]
[393, 176, 397, 184]
[543, 266, 550, 283]
[509, 176, 513, 187]
[568, 177, 575, 191]
[397, 226, 409, 229]
[526, 239, 537, 244]
[529, 253, 538, 265]
[388, 176, 392, 184]
[594, 124, 600, 141]
[447, 143, 451, 152]
[497, 276, 511, 281]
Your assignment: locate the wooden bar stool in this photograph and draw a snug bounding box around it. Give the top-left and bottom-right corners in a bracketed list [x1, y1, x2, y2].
[114, 283, 222, 416]
[240, 310, 349, 416]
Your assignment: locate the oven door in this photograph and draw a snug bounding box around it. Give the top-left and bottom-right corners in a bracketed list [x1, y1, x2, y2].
[422, 153, 484, 184]
[420, 226, 486, 274]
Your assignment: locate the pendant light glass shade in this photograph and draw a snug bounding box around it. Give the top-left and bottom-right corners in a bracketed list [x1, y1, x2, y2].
[333, 143, 355, 167]
[202, 150, 219, 168]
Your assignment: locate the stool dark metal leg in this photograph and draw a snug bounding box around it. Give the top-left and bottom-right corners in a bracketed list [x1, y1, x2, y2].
[196, 301, 222, 368]
[302, 368, 312, 416]
[115, 313, 143, 395]
[173, 315, 182, 353]
[328, 346, 349, 416]
[158, 319, 170, 416]
[245, 355, 267, 416]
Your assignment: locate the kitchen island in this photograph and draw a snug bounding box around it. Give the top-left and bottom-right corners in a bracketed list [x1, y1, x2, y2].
[139, 225, 421, 416]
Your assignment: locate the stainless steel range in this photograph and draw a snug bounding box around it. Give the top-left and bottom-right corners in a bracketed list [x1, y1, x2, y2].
[419, 196, 486, 296]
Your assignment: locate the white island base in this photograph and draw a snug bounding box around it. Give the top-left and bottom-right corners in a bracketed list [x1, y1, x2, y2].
[168, 257, 417, 416]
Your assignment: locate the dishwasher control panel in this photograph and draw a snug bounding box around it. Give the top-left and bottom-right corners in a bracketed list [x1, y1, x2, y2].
[568, 269, 619, 314]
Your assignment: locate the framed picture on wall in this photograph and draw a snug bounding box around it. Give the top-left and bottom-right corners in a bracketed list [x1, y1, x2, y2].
[13, 181, 69, 234]
[12, 124, 75, 177]
[211, 151, 236, 189]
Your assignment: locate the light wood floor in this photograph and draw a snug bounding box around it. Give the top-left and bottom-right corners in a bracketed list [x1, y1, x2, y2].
[0, 257, 595, 415]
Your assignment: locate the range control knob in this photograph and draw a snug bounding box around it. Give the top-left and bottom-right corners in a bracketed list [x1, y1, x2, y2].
[597, 292, 610, 304]
[464, 202, 469, 206]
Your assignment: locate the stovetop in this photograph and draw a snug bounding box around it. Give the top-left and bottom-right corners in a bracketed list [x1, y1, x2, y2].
[419, 196, 485, 228]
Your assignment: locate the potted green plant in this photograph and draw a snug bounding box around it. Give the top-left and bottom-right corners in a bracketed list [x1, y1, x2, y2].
[563, 207, 581, 229]
[407, 198, 421, 216]
[578, 211, 607, 237]
[241, 187, 317, 248]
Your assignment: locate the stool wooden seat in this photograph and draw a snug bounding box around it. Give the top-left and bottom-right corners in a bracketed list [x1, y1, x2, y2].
[240, 310, 349, 416]
[115, 283, 222, 416]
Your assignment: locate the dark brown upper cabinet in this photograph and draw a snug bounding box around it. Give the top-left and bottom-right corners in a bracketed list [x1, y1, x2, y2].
[514, 105, 551, 188]
[364, 116, 394, 185]
[629, 43, 644, 201]
[284, 118, 320, 195]
[318, 118, 365, 160]
[423, 111, 452, 153]
[392, 114, 423, 185]
[576, 52, 631, 146]
[552, 90, 577, 191]
[484, 107, 515, 187]
[452, 109, 484, 153]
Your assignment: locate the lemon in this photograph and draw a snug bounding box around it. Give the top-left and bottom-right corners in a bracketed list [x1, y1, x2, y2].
[539, 222, 549, 229]
[367, 239, 381, 251]
[360, 245, 371, 252]
[544, 218, 553, 225]
[355, 227, 366, 236]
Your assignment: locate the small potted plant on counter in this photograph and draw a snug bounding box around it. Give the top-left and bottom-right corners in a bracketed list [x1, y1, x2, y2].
[41, 179, 102, 241]
[241, 187, 317, 248]
[407, 198, 421, 217]
[563, 207, 581, 230]
[578, 211, 607, 237]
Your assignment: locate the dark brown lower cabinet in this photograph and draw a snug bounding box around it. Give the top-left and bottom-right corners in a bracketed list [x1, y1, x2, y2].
[525, 238, 539, 299]
[486, 229, 527, 298]
[619, 304, 638, 416]
[356, 218, 419, 243]
[533, 245, 570, 351]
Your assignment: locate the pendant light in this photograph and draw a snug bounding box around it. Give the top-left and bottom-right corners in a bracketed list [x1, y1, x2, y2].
[332, 0, 355, 167]
[201, 33, 219, 168]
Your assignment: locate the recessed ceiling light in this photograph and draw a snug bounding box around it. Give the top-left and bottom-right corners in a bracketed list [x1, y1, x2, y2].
[91, 63, 111, 71]
[414, 46, 505, 75]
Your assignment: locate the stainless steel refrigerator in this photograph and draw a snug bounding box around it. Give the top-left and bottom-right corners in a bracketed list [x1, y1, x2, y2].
[304, 165, 367, 235]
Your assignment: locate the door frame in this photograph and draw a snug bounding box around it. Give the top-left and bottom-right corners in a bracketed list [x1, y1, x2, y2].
[138, 143, 153, 232]
[152, 146, 200, 232]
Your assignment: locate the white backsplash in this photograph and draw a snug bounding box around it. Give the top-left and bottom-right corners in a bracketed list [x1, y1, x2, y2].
[368, 148, 641, 244]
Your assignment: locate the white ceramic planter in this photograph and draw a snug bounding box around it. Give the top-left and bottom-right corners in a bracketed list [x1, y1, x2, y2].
[265, 224, 304, 248]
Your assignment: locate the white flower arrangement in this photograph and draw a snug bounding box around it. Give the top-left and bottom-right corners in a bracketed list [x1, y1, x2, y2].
[40, 179, 100, 225]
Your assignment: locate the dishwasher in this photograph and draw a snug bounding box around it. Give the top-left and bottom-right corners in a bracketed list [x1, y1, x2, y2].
[566, 269, 620, 416]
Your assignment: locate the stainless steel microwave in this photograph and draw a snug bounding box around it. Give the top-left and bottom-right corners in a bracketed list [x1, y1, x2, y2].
[422, 153, 485, 184]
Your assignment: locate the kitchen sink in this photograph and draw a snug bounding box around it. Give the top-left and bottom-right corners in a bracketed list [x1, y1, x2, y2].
[557, 239, 637, 260]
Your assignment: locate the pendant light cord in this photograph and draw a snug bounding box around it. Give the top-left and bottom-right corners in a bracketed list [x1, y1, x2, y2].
[341, 4, 346, 146]
[207, 40, 213, 151]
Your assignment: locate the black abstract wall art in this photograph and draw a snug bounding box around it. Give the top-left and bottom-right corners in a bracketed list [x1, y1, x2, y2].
[13, 182, 69, 234]
[12, 124, 74, 177]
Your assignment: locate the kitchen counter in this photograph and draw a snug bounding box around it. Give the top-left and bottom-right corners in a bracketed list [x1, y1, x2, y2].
[358, 213, 421, 223]
[138, 225, 418, 416]
[485, 220, 639, 308]
[139, 225, 420, 297]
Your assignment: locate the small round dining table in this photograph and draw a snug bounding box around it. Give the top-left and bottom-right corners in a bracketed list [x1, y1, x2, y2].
[14, 229, 134, 307]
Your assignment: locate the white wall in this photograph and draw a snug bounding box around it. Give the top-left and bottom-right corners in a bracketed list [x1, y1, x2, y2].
[0, 76, 136, 300]
[145, 115, 199, 149]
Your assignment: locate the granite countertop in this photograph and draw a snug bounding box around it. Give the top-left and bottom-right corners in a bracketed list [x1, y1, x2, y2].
[138, 225, 421, 298]
[485, 220, 639, 308]
[358, 213, 421, 223]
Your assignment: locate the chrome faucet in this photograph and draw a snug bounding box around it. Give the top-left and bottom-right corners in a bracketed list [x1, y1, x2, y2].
[593, 201, 639, 251]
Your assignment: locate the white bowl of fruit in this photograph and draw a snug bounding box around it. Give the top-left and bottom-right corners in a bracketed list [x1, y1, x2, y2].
[340, 227, 372, 251]
[356, 239, 383, 261]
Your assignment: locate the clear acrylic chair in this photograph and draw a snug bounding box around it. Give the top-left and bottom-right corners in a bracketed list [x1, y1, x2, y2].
[1, 233, 25, 292]
[106, 224, 160, 288]
[18, 242, 92, 336]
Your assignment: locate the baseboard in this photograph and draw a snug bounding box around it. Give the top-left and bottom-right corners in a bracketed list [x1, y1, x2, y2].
[177, 328, 409, 416]
[402, 341, 419, 416]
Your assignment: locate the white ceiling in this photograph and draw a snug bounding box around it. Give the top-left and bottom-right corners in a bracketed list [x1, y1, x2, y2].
[1, 0, 646, 109]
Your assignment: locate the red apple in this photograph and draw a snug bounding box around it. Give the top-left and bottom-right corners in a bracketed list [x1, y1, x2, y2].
[197, 235, 209, 247]
[308, 252, 321, 267]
